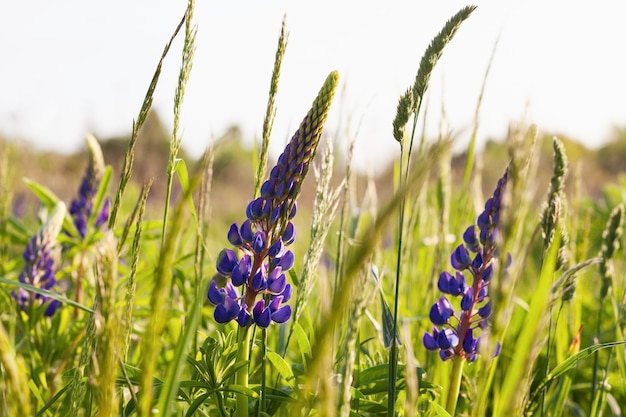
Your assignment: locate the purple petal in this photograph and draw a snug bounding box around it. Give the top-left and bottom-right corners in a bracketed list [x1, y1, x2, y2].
[216, 249, 238, 276]
[280, 284, 293, 302]
[214, 304, 231, 323]
[237, 306, 251, 327]
[252, 231, 267, 254]
[246, 197, 264, 220]
[482, 264, 493, 281]
[227, 223, 243, 246]
[283, 222, 296, 245]
[462, 329, 478, 354]
[271, 305, 291, 323]
[268, 272, 286, 294]
[43, 299, 61, 317]
[207, 280, 224, 305]
[451, 244, 471, 270]
[261, 179, 275, 197]
[472, 252, 483, 270]
[95, 198, 110, 228]
[461, 288, 474, 312]
[231, 255, 251, 287]
[438, 271, 453, 294]
[225, 282, 239, 299]
[277, 250, 295, 271]
[478, 301, 492, 318]
[429, 297, 453, 325]
[423, 332, 438, 351]
[463, 225, 479, 252]
[251, 269, 266, 292]
[253, 301, 271, 328]
[268, 238, 284, 258]
[439, 349, 453, 361]
[240, 220, 254, 243]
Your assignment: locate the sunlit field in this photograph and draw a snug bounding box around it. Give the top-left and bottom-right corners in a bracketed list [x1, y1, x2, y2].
[1, 3, 625, 417]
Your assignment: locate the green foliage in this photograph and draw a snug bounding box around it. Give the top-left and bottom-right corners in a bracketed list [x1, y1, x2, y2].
[2, 4, 626, 417]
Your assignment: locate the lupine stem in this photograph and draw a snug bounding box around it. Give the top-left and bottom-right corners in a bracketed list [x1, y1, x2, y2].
[235, 325, 252, 417]
[446, 356, 465, 415]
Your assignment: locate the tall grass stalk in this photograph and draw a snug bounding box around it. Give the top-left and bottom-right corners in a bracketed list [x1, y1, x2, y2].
[0, 142, 12, 275]
[282, 139, 340, 410]
[332, 136, 355, 328]
[91, 233, 120, 417]
[590, 203, 624, 416]
[388, 6, 476, 414]
[255, 15, 288, 197]
[122, 180, 153, 362]
[291, 140, 342, 328]
[162, 0, 196, 243]
[135, 3, 195, 414]
[0, 321, 30, 417]
[337, 265, 375, 417]
[301, 140, 448, 412]
[496, 231, 561, 416]
[539, 137, 569, 414]
[108, 12, 186, 229]
[136, 173, 192, 416]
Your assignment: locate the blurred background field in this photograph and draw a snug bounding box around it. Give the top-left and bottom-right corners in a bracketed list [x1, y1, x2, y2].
[2, 109, 625, 222]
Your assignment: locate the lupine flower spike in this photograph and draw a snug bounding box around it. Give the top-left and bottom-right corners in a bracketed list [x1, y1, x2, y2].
[13, 202, 66, 317]
[423, 167, 510, 361]
[208, 71, 339, 328]
[69, 134, 110, 238]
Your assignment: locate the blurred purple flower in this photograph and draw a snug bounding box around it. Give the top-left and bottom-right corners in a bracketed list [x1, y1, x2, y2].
[12, 203, 66, 316]
[69, 135, 109, 238]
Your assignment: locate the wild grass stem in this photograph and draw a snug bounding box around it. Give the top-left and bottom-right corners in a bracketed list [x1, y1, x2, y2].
[255, 15, 288, 197]
[108, 12, 186, 229]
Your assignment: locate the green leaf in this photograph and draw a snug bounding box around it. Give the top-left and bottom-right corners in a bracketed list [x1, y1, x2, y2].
[184, 392, 211, 417]
[266, 350, 294, 382]
[535, 341, 626, 393]
[0, 276, 93, 313]
[356, 364, 389, 386]
[370, 265, 400, 348]
[85, 165, 112, 237]
[220, 384, 259, 398]
[432, 402, 453, 417]
[23, 178, 78, 236]
[293, 321, 311, 357]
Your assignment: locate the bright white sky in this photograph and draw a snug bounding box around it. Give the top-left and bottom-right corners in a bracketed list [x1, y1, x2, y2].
[1, 1, 625, 171]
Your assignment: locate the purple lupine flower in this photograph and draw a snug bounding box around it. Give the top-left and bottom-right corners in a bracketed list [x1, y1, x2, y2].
[423, 168, 509, 361]
[69, 135, 109, 238]
[12, 203, 66, 316]
[208, 72, 339, 328]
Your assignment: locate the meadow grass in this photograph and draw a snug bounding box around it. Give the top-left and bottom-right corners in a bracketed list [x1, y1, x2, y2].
[1, 3, 626, 417]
